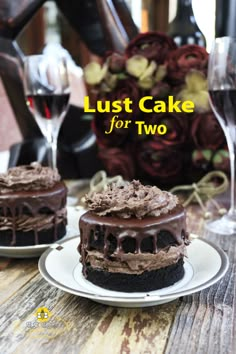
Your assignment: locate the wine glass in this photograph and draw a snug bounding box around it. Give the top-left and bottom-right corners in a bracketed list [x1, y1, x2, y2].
[23, 55, 70, 169]
[207, 36, 236, 235]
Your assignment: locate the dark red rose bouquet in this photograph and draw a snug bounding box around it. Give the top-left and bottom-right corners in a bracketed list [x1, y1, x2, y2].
[84, 32, 228, 186]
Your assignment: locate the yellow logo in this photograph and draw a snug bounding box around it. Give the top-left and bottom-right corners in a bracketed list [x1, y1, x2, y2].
[35, 307, 51, 322]
[13, 306, 73, 339]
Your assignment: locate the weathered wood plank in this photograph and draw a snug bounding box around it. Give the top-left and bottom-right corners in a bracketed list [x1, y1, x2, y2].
[80, 302, 179, 354]
[0, 274, 179, 354]
[0, 274, 107, 354]
[165, 205, 236, 354]
[0, 258, 38, 305]
[165, 265, 235, 354]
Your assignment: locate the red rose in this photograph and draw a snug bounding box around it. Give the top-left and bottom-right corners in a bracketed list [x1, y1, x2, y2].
[167, 45, 208, 85]
[125, 32, 177, 64]
[147, 112, 189, 148]
[136, 140, 183, 182]
[191, 112, 225, 150]
[108, 53, 126, 73]
[93, 78, 141, 147]
[98, 147, 135, 180]
[151, 82, 170, 99]
[92, 112, 128, 147]
[109, 78, 141, 117]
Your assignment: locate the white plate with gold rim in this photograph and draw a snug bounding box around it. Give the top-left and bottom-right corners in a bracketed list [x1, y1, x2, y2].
[38, 236, 229, 307]
[0, 206, 86, 258]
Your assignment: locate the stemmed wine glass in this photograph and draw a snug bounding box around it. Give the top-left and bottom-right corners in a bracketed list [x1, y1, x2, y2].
[207, 37, 236, 235]
[23, 55, 70, 169]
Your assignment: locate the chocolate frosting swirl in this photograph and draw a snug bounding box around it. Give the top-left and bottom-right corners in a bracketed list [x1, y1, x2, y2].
[85, 180, 178, 219]
[0, 162, 61, 194]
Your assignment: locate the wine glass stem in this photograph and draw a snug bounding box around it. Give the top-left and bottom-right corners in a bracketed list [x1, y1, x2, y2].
[229, 151, 235, 215]
[51, 138, 57, 170]
[226, 129, 236, 218]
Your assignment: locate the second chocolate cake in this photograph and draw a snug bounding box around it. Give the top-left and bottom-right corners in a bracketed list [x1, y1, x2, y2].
[79, 181, 189, 292]
[0, 163, 67, 246]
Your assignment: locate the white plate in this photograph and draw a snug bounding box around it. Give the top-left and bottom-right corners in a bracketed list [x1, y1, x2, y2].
[0, 206, 86, 258]
[38, 237, 229, 307]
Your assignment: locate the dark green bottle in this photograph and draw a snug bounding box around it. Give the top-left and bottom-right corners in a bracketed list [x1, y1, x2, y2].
[168, 0, 206, 47]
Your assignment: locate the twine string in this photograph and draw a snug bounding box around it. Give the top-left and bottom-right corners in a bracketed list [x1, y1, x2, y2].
[170, 170, 229, 216]
[88, 170, 124, 196]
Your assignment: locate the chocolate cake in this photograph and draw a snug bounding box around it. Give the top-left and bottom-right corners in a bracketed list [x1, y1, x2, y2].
[0, 163, 67, 246]
[79, 181, 189, 292]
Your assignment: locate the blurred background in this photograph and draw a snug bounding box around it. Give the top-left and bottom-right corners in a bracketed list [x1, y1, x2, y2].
[0, 0, 234, 176]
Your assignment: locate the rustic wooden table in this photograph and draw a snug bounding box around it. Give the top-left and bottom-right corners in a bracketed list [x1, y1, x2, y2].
[0, 203, 234, 354]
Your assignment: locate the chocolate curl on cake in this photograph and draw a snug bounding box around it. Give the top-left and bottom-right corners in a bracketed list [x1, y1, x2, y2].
[85, 180, 178, 219]
[0, 162, 60, 193]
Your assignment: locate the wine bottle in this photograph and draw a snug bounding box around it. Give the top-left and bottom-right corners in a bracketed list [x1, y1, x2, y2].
[95, 0, 130, 53]
[112, 0, 138, 41]
[56, 0, 138, 56]
[168, 0, 206, 47]
[215, 0, 236, 37]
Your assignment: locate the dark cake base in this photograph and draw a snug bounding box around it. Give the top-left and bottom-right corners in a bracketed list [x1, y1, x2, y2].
[85, 258, 184, 292]
[0, 222, 66, 246]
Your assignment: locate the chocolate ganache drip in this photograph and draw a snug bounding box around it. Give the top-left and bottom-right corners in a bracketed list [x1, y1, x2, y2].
[85, 180, 178, 219]
[0, 163, 67, 246]
[79, 181, 188, 277]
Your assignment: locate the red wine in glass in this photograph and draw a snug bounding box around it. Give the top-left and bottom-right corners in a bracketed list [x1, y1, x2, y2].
[26, 93, 70, 120]
[209, 90, 236, 128]
[24, 55, 70, 169]
[207, 37, 236, 235]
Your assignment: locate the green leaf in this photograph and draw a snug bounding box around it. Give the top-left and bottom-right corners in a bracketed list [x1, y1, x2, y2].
[213, 154, 223, 164]
[202, 149, 213, 161]
[117, 73, 128, 80]
[218, 149, 229, 158]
